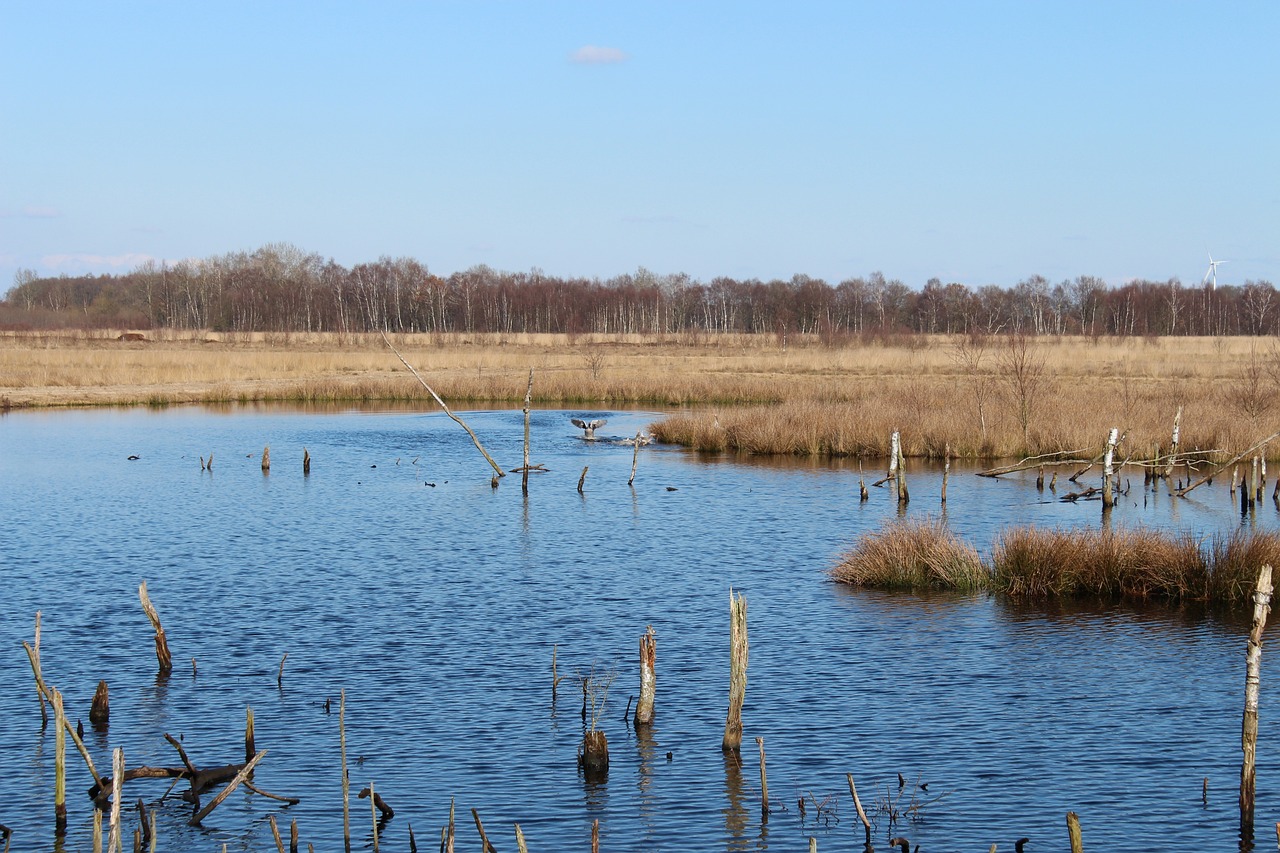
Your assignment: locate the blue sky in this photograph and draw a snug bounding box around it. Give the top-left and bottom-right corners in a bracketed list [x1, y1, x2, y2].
[2, 1, 1277, 291]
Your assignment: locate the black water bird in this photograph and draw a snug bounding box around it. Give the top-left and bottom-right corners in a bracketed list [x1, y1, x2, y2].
[127, 455, 140, 460]
[1015, 838, 1029, 852]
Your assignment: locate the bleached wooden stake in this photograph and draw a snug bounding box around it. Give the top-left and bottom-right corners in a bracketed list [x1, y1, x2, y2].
[515, 824, 529, 853]
[1241, 564, 1273, 831]
[106, 749, 124, 853]
[522, 369, 534, 495]
[722, 589, 749, 752]
[21, 612, 49, 726]
[261, 446, 271, 472]
[138, 581, 173, 675]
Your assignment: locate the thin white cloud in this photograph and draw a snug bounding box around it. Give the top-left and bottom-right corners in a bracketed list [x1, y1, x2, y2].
[570, 45, 628, 65]
[0, 205, 62, 219]
[41, 252, 157, 272]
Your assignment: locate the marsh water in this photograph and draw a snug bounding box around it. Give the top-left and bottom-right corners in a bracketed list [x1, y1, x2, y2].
[1, 405, 1275, 852]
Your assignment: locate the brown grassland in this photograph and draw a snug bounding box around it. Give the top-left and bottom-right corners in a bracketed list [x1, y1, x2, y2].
[3, 328, 1280, 461]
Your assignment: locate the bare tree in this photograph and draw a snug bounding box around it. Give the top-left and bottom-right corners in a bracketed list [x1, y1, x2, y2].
[999, 334, 1049, 453]
[950, 332, 997, 446]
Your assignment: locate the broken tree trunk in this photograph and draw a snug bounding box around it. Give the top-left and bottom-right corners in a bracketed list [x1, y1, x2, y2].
[756, 736, 770, 818]
[1241, 564, 1274, 833]
[896, 433, 909, 505]
[340, 690, 350, 852]
[303, 448, 310, 476]
[722, 589, 749, 753]
[635, 625, 656, 727]
[138, 582, 173, 676]
[1102, 428, 1119, 508]
[106, 749, 124, 853]
[381, 331, 505, 479]
[1167, 407, 1182, 479]
[261, 446, 270, 472]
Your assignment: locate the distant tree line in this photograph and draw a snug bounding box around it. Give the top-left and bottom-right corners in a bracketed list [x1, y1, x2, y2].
[3, 242, 1277, 338]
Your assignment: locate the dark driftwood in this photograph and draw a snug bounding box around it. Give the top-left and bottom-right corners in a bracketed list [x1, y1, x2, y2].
[359, 787, 394, 818]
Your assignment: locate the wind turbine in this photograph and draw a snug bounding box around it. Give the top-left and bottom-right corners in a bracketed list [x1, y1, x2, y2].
[1202, 252, 1227, 290]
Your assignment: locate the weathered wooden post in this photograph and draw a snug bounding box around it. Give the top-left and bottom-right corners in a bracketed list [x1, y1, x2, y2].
[1102, 428, 1119, 508]
[521, 369, 533, 495]
[635, 625, 656, 727]
[1253, 456, 1262, 506]
[722, 589, 749, 753]
[1036, 466, 1044, 491]
[138, 581, 173, 676]
[90, 681, 109, 727]
[303, 448, 310, 476]
[577, 466, 589, 494]
[340, 690, 351, 852]
[53, 687, 67, 836]
[1241, 564, 1273, 833]
[941, 444, 950, 505]
[887, 430, 899, 482]
[858, 460, 868, 502]
[261, 446, 270, 472]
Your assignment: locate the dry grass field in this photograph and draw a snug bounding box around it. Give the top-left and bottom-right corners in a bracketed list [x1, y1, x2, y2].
[3, 329, 1279, 460]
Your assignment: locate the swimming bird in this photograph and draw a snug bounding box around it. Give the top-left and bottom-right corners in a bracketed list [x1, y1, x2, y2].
[571, 418, 607, 440]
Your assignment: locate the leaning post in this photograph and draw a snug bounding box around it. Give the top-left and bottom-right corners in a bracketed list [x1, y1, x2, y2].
[1102, 428, 1119, 509]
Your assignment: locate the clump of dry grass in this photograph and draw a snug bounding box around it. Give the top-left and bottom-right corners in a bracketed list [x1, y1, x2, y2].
[829, 518, 986, 592]
[833, 521, 1280, 606]
[1207, 529, 1280, 603]
[991, 526, 1209, 602]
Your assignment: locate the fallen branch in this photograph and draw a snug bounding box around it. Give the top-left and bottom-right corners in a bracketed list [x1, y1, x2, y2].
[976, 449, 1093, 478]
[1177, 432, 1280, 498]
[381, 331, 505, 479]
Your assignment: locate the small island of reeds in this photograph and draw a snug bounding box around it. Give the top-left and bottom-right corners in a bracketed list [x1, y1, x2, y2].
[830, 519, 1280, 605]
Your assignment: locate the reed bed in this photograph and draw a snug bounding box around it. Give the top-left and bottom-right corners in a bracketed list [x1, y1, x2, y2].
[4, 330, 1280, 461]
[831, 520, 1280, 605]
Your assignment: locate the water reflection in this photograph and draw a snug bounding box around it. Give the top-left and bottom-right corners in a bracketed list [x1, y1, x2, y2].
[722, 751, 752, 851]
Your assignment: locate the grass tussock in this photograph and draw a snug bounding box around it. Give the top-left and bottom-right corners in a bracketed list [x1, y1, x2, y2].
[832, 520, 1280, 606]
[5, 331, 1280, 462]
[829, 519, 986, 593]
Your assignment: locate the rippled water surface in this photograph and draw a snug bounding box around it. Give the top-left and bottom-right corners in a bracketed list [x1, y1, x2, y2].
[1, 405, 1275, 851]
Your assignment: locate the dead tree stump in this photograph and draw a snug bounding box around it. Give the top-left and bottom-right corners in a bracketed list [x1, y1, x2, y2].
[138, 582, 173, 676]
[89, 681, 110, 727]
[722, 589, 749, 752]
[635, 626, 656, 727]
